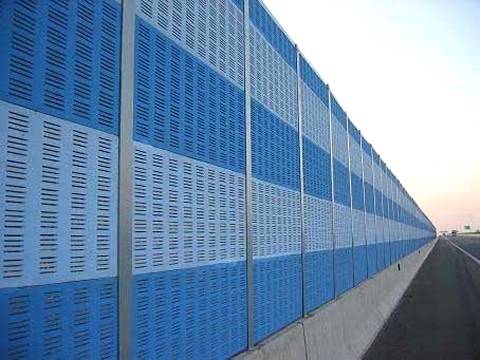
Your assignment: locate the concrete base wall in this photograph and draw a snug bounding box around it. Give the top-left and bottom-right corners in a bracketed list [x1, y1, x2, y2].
[235, 239, 437, 360]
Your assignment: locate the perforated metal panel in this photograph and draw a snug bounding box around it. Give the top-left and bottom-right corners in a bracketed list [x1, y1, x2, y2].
[0, 277, 117, 359]
[300, 57, 331, 202]
[131, 2, 248, 357]
[304, 195, 334, 310]
[252, 180, 301, 258]
[253, 254, 302, 343]
[361, 142, 377, 276]
[0, 0, 121, 358]
[301, 88, 330, 151]
[331, 99, 349, 168]
[135, 0, 245, 88]
[372, 152, 385, 270]
[133, 143, 246, 274]
[334, 203, 353, 295]
[249, 0, 295, 67]
[352, 208, 367, 284]
[132, 261, 246, 359]
[381, 164, 391, 265]
[251, 100, 300, 191]
[300, 60, 330, 152]
[302, 196, 332, 253]
[362, 142, 374, 185]
[365, 212, 377, 276]
[0, 0, 122, 135]
[298, 56, 334, 312]
[0, 101, 118, 288]
[330, 95, 353, 295]
[350, 128, 363, 191]
[249, 24, 297, 128]
[134, 20, 245, 173]
[0, 0, 438, 357]
[247, 1, 302, 341]
[333, 159, 351, 207]
[350, 173, 364, 211]
[303, 138, 332, 201]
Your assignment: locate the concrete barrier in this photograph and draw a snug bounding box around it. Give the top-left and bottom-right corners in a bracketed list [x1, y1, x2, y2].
[235, 239, 437, 360]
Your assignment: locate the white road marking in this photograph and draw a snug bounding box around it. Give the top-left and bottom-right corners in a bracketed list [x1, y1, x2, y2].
[445, 237, 480, 266]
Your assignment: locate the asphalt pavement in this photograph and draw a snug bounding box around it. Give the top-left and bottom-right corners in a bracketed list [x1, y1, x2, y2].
[450, 235, 480, 261]
[363, 237, 480, 360]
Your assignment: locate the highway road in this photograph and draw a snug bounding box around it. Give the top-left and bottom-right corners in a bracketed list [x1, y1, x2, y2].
[364, 237, 480, 360]
[450, 235, 480, 261]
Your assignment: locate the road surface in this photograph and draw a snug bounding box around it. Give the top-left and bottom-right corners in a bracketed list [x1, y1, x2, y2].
[364, 237, 480, 360]
[450, 235, 480, 261]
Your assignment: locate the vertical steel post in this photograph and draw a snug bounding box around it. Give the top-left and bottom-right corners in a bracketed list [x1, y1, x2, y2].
[328, 88, 336, 297]
[118, 0, 135, 358]
[295, 47, 307, 317]
[243, 0, 255, 350]
[346, 117, 355, 286]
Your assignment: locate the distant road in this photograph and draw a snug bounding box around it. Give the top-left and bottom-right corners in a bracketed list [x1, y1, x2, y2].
[363, 237, 480, 360]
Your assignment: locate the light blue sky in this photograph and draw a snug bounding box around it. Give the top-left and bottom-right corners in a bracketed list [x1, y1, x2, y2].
[264, 0, 480, 230]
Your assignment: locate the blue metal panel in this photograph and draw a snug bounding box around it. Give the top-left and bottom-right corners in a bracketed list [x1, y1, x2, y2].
[0, 0, 121, 135]
[304, 196, 334, 311]
[351, 173, 364, 211]
[0, 277, 117, 359]
[382, 196, 391, 266]
[252, 179, 301, 342]
[303, 138, 332, 200]
[132, 261, 247, 359]
[362, 138, 372, 154]
[331, 97, 347, 131]
[253, 255, 302, 343]
[361, 143, 377, 277]
[334, 204, 353, 295]
[335, 246, 354, 296]
[134, 20, 245, 173]
[299, 56, 329, 106]
[375, 188, 383, 216]
[376, 216, 386, 271]
[348, 120, 361, 145]
[252, 100, 300, 191]
[352, 209, 367, 285]
[249, 0, 296, 69]
[135, 0, 245, 88]
[299, 56, 333, 312]
[333, 159, 351, 207]
[132, 6, 248, 358]
[0, 0, 438, 357]
[348, 124, 363, 177]
[0, 101, 118, 289]
[353, 244, 368, 284]
[364, 183, 375, 215]
[305, 250, 334, 311]
[331, 96, 352, 294]
[232, 0, 244, 10]
[366, 213, 377, 276]
[331, 100, 349, 167]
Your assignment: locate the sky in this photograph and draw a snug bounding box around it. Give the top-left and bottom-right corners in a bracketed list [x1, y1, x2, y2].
[262, 0, 480, 232]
